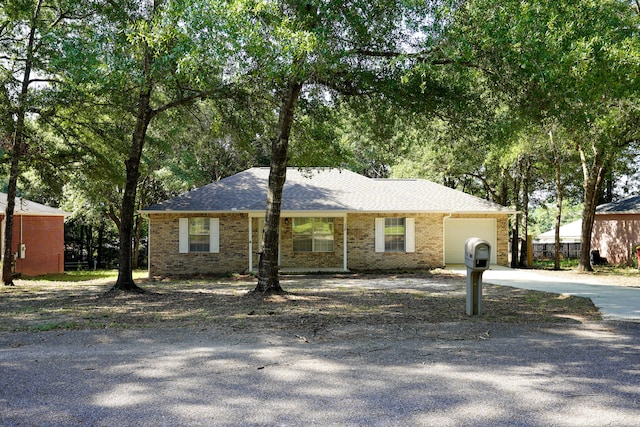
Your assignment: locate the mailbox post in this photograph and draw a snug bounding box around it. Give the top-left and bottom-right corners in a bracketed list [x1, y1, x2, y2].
[464, 238, 491, 315]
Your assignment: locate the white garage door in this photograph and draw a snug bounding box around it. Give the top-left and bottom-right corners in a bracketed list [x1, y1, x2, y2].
[444, 218, 497, 264]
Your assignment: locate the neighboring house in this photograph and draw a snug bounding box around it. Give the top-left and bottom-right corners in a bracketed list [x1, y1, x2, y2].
[592, 195, 640, 265]
[0, 194, 68, 276]
[141, 168, 514, 276]
[533, 219, 582, 260]
[536, 219, 582, 244]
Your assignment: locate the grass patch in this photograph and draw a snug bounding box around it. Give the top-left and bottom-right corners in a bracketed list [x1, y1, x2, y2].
[533, 259, 640, 278]
[29, 269, 149, 282]
[533, 259, 580, 270]
[589, 265, 640, 277]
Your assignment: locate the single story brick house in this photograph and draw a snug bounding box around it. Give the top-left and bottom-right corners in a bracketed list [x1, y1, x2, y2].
[141, 168, 514, 276]
[592, 195, 640, 265]
[0, 194, 68, 276]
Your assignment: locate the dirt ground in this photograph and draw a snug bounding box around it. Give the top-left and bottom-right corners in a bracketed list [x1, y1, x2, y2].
[0, 270, 602, 336]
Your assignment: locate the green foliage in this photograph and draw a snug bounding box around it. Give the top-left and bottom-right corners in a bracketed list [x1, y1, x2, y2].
[2, 0, 639, 281]
[335, 98, 421, 177]
[529, 201, 584, 238]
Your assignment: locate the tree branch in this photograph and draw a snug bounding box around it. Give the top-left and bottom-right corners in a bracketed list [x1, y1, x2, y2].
[108, 204, 121, 232]
[28, 78, 63, 85]
[150, 90, 218, 118]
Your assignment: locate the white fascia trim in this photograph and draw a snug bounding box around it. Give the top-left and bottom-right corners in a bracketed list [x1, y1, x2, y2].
[147, 220, 151, 279]
[141, 210, 253, 215]
[249, 211, 349, 219]
[343, 215, 348, 272]
[142, 209, 514, 216]
[344, 210, 515, 215]
[248, 216, 253, 273]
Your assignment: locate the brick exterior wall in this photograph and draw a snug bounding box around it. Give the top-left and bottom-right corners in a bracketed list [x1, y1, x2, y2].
[347, 212, 509, 269]
[149, 213, 249, 277]
[148, 212, 509, 277]
[279, 216, 345, 270]
[347, 213, 444, 270]
[496, 215, 510, 266]
[592, 214, 640, 265]
[1, 215, 65, 276]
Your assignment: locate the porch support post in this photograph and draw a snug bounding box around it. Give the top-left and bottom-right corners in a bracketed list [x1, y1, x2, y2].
[248, 214, 253, 273]
[343, 213, 348, 272]
[147, 218, 151, 279]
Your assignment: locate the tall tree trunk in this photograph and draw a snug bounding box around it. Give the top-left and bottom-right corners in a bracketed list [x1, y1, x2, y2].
[510, 166, 522, 269]
[132, 195, 143, 270]
[79, 225, 85, 263]
[511, 215, 520, 268]
[132, 215, 141, 270]
[97, 221, 105, 269]
[578, 144, 607, 272]
[112, 43, 153, 292]
[86, 225, 93, 268]
[2, 0, 42, 286]
[2, 139, 23, 285]
[518, 157, 531, 268]
[601, 171, 614, 205]
[553, 157, 563, 271]
[497, 171, 509, 206]
[254, 80, 303, 294]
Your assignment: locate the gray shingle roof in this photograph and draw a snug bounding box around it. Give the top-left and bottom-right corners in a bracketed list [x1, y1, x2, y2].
[596, 195, 640, 214]
[142, 167, 513, 214]
[0, 193, 68, 216]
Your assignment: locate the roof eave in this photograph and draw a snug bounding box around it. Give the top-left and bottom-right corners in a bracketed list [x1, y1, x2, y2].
[1, 212, 69, 217]
[596, 210, 640, 215]
[141, 208, 516, 216]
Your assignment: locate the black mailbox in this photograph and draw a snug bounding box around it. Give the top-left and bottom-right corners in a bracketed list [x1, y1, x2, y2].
[464, 238, 491, 271]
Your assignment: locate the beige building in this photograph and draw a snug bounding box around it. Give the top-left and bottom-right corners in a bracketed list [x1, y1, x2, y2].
[141, 168, 514, 277]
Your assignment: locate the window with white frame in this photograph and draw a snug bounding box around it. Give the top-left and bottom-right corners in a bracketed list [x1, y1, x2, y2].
[179, 218, 220, 253]
[384, 217, 405, 252]
[292, 218, 334, 252]
[189, 218, 210, 252]
[375, 217, 415, 253]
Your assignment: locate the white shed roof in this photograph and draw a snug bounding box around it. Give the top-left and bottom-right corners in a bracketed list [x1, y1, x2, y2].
[536, 219, 582, 243]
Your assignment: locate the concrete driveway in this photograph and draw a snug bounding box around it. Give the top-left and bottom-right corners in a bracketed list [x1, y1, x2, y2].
[447, 265, 640, 321]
